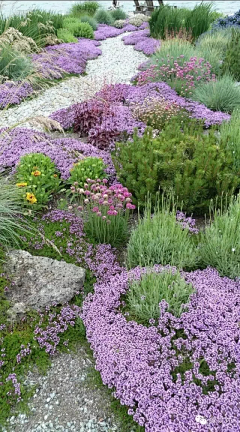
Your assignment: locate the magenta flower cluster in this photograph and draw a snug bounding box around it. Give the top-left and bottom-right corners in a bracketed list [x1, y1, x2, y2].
[82, 265, 240, 431]
[136, 56, 215, 96]
[0, 128, 115, 180]
[0, 81, 34, 109]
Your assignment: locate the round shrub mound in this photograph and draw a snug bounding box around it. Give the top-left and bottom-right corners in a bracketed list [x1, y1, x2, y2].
[82, 265, 240, 431]
[94, 9, 114, 25]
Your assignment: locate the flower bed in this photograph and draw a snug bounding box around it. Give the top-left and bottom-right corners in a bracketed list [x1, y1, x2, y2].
[122, 28, 160, 55]
[0, 128, 115, 180]
[0, 81, 34, 109]
[82, 265, 240, 431]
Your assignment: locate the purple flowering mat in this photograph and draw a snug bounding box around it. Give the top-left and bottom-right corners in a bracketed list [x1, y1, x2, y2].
[82, 265, 240, 432]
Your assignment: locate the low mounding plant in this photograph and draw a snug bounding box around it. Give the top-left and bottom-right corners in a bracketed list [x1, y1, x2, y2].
[114, 120, 239, 213]
[63, 17, 94, 38]
[219, 109, 240, 172]
[152, 38, 195, 68]
[200, 196, 240, 279]
[149, 3, 214, 41]
[16, 153, 61, 208]
[113, 19, 126, 29]
[57, 28, 78, 43]
[94, 9, 114, 25]
[80, 15, 98, 30]
[221, 28, 240, 81]
[70, 1, 99, 17]
[0, 178, 29, 248]
[127, 196, 198, 270]
[68, 157, 106, 188]
[0, 44, 33, 80]
[128, 13, 150, 27]
[70, 179, 135, 246]
[192, 75, 240, 114]
[110, 8, 127, 22]
[126, 269, 194, 324]
[213, 8, 240, 30]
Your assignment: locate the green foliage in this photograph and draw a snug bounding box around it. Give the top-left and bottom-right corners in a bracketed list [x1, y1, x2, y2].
[57, 28, 78, 43]
[0, 44, 33, 80]
[113, 120, 239, 214]
[70, 2, 99, 17]
[80, 15, 98, 30]
[125, 270, 194, 324]
[110, 8, 127, 22]
[200, 195, 240, 279]
[192, 75, 240, 114]
[16, 153, 61, 208]
[0, 178, 29, 249]
[84, 210, 129, 248]
[94, 9, 114, 25]
[69, 157, 105, 188]
[0, 9, 64, 46]
[63, 17, 94, 38]
[152, 38, 196, 69]
[149, 3, 214, 41]
[221, 28, 240, 81]
[219, 109, 240, 172]
[127, 197, 198, 270]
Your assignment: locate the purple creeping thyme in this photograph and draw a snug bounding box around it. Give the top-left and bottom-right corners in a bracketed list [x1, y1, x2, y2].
[0, 128, 115, 180]
[0, 81, 34, 109]
[32, 39, 101, 79]
[82, 265, 240, 432]
[6, 373, 21, 400]
[122, 28, 160, 55]
[16, 344, 32, 364]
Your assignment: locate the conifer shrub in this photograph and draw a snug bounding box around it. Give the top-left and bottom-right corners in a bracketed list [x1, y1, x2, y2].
[94, 9, 114, 26]
[221, 28, 240, 81]
[113, 119, 239, 213]
[57, 28, 78, 43]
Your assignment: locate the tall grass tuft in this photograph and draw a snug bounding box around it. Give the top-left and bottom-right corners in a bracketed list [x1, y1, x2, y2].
[127, 196, 198, 271]
[192, 75, 240, 114]
[110, 8, 127, 22]
[152, 38, 195, 69]
[0, 178, 30, 249]
[219, 109, 240, 172]
[0, 44, 34, 80]
[70, 2, 99, 17]
[200, 196, 240, 279]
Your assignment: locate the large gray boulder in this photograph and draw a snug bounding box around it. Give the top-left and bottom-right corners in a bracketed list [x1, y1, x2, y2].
[4, 250, 85, 316]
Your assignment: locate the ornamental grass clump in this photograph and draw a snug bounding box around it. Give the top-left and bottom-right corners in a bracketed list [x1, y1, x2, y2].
[0, 44, 34, 81]
[219, 108, 240, 172]
[126, 269, 194, 324]
[68, 157, 106, 189]
[110, 8, 127, 22]
[127, 196, 198, 270]
[16, 153, 61, 208]
[200, 195, 240, 279]
[70, 179, 135, 247]
[70, 1, 99, 17]
[192, 75, 240, 114]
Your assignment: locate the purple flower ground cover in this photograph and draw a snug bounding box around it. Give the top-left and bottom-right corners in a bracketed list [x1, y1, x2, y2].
[0, 128, 115, 180]
[82, 265, 240, 432]
[122, 28, 160, 55]
[0, 81, 34, 109]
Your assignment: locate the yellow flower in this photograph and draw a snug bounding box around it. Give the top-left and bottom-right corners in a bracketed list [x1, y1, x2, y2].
[16, 182, 28, 188]
[31, 170, 41, 177]
[53, 174, 58, 178]
[26, 192, 37, 204]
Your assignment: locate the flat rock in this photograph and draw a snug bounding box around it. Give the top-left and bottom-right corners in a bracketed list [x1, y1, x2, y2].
[4, 250, 85, 314]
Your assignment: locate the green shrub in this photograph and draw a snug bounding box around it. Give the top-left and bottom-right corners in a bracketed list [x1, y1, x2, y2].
[149, 3, 214, 41]
[0, 44, 33, 80]
[127, 197, 198, 270]
[70, 2, 99, 17]
[113, 120, 239, 213]
[152, 38, 195, 69]
[63, 18, 94, 38]
[126, 269, 194, 324]
[0, 178, 29, 248]
[200, 195, 240, 279]
[57, 28, 78, 43]
[219, 109, 240, 172]
[192, 75, 240, 114]
[94, 9, 114, 25]
[110, 8, 127, 22]
[16, 153, 61, 208]
[68, 157, 105, 189]
[80, 15, 98, 30]
[221, 28, 240, 81]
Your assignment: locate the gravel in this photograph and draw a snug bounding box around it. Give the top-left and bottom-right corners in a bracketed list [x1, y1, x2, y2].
[3, 344, 136, 432]
[0, 33, 146, 130]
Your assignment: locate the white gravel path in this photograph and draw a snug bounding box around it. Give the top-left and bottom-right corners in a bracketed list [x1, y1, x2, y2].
[0, 33, 146, 130]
